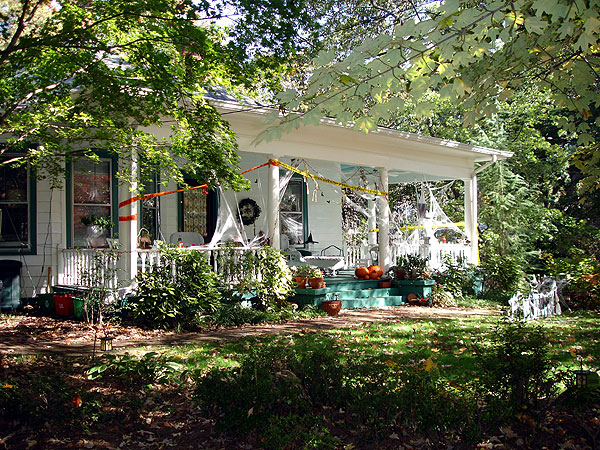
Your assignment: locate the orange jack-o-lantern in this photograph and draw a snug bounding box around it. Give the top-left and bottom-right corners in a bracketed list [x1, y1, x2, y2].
[355, 266, 369, 279]
[368, 265, 383, 279]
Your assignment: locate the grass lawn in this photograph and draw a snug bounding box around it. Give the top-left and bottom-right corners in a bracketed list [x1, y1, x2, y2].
[1, 309, 600, 449]
[158, 311, 600, 382]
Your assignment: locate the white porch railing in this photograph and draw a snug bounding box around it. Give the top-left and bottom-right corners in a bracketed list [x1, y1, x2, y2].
[58, 248, 119, 289]
[345, 242, 472, 270]
[60, 246, 264, 288]
[139, 246, 263, 283]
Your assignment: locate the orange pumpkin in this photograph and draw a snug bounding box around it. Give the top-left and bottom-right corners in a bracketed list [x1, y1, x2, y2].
[364, 274, 370, 279]
[368, 265, 384, 279]
[355, 266, 369, 278]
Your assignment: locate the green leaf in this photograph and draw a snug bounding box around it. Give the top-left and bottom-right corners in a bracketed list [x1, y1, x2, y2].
[453, 78, 472, 97]
[524, 17, 548, 35]
[339, 74, 357, 86]
[315, 49, 337, 66]
[575, 29, 597, 53]
[577, 133, 594, 145]
[354, 116, 376, 133]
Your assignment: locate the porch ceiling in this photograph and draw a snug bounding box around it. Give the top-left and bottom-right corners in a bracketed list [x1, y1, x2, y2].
[212, 99, 513, 181]
[340, 164, 450, 184]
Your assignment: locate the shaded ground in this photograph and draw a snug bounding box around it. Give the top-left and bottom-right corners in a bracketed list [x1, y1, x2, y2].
[0, 305, 500, 355]
[2, 307, 599, 450]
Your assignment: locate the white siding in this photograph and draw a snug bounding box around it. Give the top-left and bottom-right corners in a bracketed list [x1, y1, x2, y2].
[0, 178, 65, 299]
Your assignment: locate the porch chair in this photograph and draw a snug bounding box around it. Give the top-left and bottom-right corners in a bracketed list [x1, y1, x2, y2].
[358, 244, 379, 267]
[169, 232, 204, 247]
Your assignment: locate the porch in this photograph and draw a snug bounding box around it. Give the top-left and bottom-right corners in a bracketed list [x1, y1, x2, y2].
[57, 239, 470, 292]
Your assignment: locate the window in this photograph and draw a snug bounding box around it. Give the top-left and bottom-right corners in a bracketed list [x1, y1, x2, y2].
[0, 158, 34, 252]
[140, 175, 160, 241]
[71, 158, 113, 247]
[280, 177, 306, 246]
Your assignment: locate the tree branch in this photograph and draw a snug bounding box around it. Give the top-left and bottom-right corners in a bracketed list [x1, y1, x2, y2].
[0, 0, 46, 63]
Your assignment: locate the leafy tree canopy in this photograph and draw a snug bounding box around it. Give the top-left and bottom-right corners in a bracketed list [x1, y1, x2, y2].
[266, 0, 600, 191]
[0, 0, 318, 190]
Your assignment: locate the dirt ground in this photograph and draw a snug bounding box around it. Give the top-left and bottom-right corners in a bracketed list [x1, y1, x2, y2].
[0, 305, 501, 356]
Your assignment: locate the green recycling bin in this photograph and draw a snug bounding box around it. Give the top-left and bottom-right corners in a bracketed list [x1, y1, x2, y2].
[36, 293, 55, 315]
[72, 297, 84, 320]
[0, 260, 22, 311]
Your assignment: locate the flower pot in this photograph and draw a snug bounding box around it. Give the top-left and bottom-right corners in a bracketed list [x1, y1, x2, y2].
[378, 280, 392, 288]
[407, 293, 430, 306]
[321, 299, 342, 316]
[294, 276, 308, 288]
[309, 277, 326, 289]
[395, 269, 406, 280]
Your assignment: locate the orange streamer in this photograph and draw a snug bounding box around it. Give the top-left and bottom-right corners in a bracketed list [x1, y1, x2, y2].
[119, 184, 208, 209]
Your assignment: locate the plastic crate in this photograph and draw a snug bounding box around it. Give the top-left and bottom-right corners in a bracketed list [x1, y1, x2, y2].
[53, 294, 74, 317]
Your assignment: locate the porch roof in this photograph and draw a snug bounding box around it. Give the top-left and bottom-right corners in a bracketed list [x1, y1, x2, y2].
[212, 99, 512, 182]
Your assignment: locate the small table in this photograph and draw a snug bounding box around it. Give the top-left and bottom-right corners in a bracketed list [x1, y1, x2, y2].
[303, 256, 345, 276]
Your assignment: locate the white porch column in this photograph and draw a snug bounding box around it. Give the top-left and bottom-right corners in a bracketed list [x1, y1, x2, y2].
[268, 157, 280, 249]
[377, 167, 391, 271]
[367, 199, 377, 246]
[118, 151, 138, 283]
[464, 175, 479, 264]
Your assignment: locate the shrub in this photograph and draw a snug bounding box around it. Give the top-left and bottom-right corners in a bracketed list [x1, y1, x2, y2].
[220, 246, 294, 311]
[252, 246, 295, 309]
[434, 256, 482, 300]
[87, 352, 184, 387]
[474, 319, 558, 419]
[480, 254, 524, 301]
[545, 252, 600, 309]
[194, 342, 480, 447]
[128, 245, 222, 330]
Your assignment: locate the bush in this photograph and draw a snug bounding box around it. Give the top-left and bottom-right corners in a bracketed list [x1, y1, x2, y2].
[545, 252, 600, 309]
[480, 254, 524, 301]
[220, 245, 294, 309]
[87, 352, 184, 387]
[194, 342, 479, 447]
[475, 319, 558, 418]
[433, 256, 482, 302]
[127, 246, 222, 330]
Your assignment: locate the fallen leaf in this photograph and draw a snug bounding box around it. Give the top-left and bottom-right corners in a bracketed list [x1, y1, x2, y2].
[423, 356, 437, 372]
[500, 425, 518, 438]
[69, 395, 82, 407]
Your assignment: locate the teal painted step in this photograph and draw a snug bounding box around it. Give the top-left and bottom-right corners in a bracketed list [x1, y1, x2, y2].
[333, 288, 402, 299]
[342, 296, 405, 308]
[393, 279, 435, 298]
[297, 280, 385, 292]
[292, 295, 405, 308]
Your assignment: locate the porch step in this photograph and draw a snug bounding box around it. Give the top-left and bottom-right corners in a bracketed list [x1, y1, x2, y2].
[292, 294, 405, 308]
[332, 288, 402, 299]
[342, 296, 405, 308]
[291, 273, 405, 309]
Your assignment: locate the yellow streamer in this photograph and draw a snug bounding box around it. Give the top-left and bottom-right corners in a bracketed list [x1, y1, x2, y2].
[272, 160, 388, 197]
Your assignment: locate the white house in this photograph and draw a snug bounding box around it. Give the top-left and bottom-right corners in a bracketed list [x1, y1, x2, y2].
[0, 95, 512, 302]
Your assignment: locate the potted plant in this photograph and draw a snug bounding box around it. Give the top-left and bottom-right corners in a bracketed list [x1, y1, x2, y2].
[81, 215, 112, 248]
[321, 294, 342, 316]
[291, 265, 311, 288]
[308, 267, 326, 289]
[392, 255, 434, 303]
[378, 276, 392, 288]
[392, 255, 430, 280]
